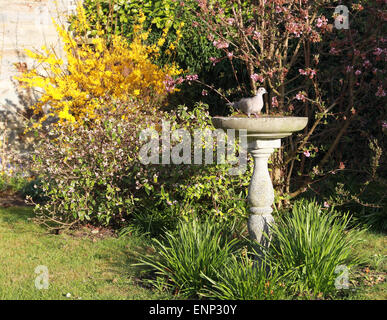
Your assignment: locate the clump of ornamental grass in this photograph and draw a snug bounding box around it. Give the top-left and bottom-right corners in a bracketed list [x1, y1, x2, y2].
[200, 253, 289, 300]
[135, 216, 240, 298]
[267, 199, 364, 298]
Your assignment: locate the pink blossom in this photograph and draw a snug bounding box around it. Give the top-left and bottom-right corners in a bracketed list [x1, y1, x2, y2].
[196, 0, 206, 9]
[308, 69, 317, 79]
[323, 201, 330, 208]
[329, 47, 340, 55]
[299, 68, 307, 75]
[201, 89, 208, 96]
[209, 57, 220, 66]
[345, 65, 353, 73]
[316, 18, 323, 28]
[376, 85, 386, 97]
[245, 26, 254, 36]
[352, 4, 364, 11]
[287, 22, 302, 37]
[355, 70, 362, 76]
[309, 31, 321, 43]
[295, 92, 307, 102]
[299, 68, 317, 79]
[185, 74, 198, 81]
[373, 47, 383, 56]
[252, 31, 262, 40]
[272, 96, 279, 108]
[363, 60, 372, 68]
[213, 40, 229, 49]
[251, 73, 259, 82]
[227, 51, 233, 59]
[163, 76, 176, 93]
[303, 150, 310, 157]
[300, 9, 309, 20]
[226, 18, 235, 25]
[176, 76, 184, 84]
[250, 73, 264, 83]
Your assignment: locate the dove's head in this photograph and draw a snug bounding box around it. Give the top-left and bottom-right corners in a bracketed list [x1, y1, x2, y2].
[256, 87, 267, 96]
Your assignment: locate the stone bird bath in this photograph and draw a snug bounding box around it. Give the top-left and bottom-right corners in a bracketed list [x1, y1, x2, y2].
[212, 116, 308, 257]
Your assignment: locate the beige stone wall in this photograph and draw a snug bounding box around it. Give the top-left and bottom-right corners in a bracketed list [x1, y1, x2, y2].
[0, 0, 77, 155]
[0, 0, 76, 113]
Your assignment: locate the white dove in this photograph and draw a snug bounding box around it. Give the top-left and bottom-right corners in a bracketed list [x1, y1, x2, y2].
[227, 87, 267, 117]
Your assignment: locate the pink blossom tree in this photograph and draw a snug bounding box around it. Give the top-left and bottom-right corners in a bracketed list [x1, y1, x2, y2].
[193, 0, 386, 202]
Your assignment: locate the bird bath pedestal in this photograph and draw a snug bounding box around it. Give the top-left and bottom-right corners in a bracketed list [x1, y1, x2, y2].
[212, 116, 308, 257]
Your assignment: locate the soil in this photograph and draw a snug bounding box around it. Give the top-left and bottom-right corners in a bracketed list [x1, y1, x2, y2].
[66, 224, 117, 239]
[0, 191, 28, 208]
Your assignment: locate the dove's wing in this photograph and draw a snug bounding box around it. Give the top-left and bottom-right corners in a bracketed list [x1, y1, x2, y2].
[238, 98, 253, 114]
[228, 94, 264, 116]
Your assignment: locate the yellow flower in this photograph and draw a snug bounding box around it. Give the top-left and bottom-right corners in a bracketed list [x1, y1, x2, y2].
[157, 38, 166, 47]
[16, 5, 182, 127]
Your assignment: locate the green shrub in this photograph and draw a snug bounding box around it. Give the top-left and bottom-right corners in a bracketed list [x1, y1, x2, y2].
[80, 0, 222, 73]
[267, 199, 364, 298]
[136, 217, 240, 298]
[124, 206, 181, 238]
[30, 101, 159, 228]
[31, 101, 249, 230]
[361, 206, 387, 233]
[133, 103, 250, 232]
[200, 254, 288, 300]
[79, 0, 240, 112]
[0, 172, 29, 194]
[21, 178, 47, 203]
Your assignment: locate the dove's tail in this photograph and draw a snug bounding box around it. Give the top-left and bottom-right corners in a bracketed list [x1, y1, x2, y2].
[227, 102, 238, 109]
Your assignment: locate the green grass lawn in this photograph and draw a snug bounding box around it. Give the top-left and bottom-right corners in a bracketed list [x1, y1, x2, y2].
[349, 230, 387, 300]
[0, 206, 173, 300]
[0, 206, 385, 300]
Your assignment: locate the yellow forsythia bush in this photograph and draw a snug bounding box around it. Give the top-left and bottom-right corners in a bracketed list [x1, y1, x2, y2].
[17, 5, 182, 126]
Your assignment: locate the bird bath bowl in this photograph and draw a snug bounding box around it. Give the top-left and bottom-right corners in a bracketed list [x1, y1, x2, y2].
[212, 116, 308, 257]
[212, 116, 308, 139]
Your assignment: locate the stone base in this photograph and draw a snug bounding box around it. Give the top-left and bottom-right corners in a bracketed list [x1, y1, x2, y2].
[247, 214, 275, 258]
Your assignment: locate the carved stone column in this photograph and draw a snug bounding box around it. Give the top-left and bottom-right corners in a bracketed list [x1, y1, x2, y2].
[211, 116, 308, 260]
[247, 139, 281, 258]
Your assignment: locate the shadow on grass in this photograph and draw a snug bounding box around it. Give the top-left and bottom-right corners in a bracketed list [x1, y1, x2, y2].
[101, 231, 166, 294]
[0, 206, 35, 224]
